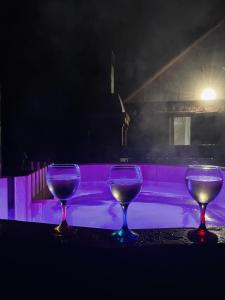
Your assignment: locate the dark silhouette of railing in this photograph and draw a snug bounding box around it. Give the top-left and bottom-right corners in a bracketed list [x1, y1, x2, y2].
[30, 162, 51, 200]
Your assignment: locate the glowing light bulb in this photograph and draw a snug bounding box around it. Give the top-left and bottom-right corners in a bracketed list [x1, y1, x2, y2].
[201, 88, 217, 101]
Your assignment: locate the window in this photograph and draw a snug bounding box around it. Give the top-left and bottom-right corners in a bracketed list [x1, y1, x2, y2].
[172, 116, 191, 145]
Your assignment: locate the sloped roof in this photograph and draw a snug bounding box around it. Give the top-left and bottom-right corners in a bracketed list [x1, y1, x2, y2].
[125, 18, 225, 103]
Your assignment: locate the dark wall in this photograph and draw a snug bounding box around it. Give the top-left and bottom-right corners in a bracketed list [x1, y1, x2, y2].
[128, 108, 170, 148]
[1, 87, 125, 175]
[126, 102, 225, 164]
[191, 113, 225, 145]
[1, 2, 123, 175]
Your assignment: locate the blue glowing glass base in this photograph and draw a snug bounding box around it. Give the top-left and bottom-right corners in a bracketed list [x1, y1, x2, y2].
[112, 228, 139, 243]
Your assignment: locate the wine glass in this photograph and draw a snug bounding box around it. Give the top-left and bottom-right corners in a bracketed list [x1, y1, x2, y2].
[108, 165, 143, 243]
[46, 164, 80, 235]
[185, 165, 223, 243]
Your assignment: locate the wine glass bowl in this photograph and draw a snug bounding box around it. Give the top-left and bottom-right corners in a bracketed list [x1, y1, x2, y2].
[47, 164, 80, 235]
[185, 165, 223, 243]
[108, 165, 143, 243]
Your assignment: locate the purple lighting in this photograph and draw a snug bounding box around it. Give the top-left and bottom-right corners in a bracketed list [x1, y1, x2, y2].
[11, 164, 225, 229]
[0, 178, 9, 219]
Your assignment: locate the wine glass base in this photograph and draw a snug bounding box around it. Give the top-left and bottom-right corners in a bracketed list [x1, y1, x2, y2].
[112, 228, 139, 243]
[188, 229, 218, 244]
[53, 224, 76, 237]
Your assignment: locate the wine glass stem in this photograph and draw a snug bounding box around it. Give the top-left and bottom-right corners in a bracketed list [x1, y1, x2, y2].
[61, 200, 68, 226]
[199, 203, 207, 230]
[121, 204, 129, 231]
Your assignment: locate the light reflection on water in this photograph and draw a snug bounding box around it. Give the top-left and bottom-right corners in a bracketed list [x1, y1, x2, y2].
[10, 190, 225, 230]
